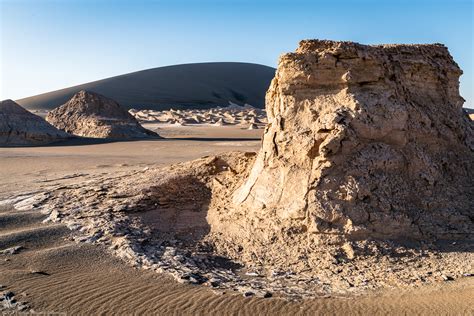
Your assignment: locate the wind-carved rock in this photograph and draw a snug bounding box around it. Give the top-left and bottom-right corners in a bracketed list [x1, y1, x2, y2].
[232, 40, 473, 244]
[46, 90, 160, 139]
[0, 99, 69, 146]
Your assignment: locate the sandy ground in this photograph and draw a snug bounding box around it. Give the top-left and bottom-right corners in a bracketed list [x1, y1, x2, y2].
[1, 125, 473, 315]
[0, 125, 261, 196]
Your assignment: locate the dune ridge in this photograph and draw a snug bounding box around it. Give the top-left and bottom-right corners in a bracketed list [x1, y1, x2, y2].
[16, 62, 275, 111]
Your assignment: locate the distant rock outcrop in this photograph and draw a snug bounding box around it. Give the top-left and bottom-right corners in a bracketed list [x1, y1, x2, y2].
[465, 108, 474, 121]
[46, 90, 160, 139]
[0, 99, 69, 146]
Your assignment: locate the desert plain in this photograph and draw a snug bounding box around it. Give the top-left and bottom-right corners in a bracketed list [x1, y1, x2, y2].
[0, 124, 472, 315]
[1, 40, 473, 315]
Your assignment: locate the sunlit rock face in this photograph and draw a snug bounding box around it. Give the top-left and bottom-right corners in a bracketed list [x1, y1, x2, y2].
[46, 90, 159, 139]
[233, 40, 473, 242]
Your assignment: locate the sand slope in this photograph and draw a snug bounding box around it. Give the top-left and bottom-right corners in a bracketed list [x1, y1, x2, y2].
[16, 63, 275, 111]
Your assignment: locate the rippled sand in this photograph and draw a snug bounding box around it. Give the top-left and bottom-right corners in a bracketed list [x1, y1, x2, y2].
[1, 126, 473, 314]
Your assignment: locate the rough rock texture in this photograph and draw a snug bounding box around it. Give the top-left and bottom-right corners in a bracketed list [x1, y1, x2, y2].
[46, 90, 160, 139]
[0, 99, 69, 146]
[5, 152, 473, 298]
[229, 40, 474, 245]
[191, 41, 474, 277]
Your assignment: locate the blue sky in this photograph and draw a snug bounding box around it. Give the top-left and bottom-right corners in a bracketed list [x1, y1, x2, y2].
[1, 0, 473, 108]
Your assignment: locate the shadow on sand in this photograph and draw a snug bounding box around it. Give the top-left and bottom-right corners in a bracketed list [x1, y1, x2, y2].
[0, 136, 261, 148]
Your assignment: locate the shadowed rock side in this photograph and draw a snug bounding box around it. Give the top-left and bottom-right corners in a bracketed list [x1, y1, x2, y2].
[220, 40, 473, 260]
[46, 90, 160, 139]
[0, 99, 69, 146]
[16, 62, 275, 110]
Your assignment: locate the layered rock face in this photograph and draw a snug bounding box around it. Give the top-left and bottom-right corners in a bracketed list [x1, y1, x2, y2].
[232, 40, 473, 244]
[0, 99, 69, 146]
[46, 90, 159, 139]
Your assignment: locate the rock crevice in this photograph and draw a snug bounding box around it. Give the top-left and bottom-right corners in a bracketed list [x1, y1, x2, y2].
[10, 40, 473, 298]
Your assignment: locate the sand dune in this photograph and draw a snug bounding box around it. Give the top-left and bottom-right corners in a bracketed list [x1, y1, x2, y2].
[15, 63, 275, 111]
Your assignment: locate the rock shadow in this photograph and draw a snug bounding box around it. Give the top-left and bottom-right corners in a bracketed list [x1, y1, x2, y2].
[136, 175, 212, 245]
[130, 173, 244, 273]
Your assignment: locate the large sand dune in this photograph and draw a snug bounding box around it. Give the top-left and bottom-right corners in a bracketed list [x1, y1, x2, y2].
[16, 63, 275, 111]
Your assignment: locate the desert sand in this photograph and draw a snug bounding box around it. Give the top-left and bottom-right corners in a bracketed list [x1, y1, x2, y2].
[1, 40, 473, 315]
[1, 126, 472, 314]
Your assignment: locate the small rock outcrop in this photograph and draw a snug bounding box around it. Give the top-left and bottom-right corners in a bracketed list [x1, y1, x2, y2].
[0, 99, 69, 146]
[46, 90, 160, 139]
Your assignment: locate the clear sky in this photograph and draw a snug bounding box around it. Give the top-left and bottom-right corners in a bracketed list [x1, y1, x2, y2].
[1, 0, 473, 108]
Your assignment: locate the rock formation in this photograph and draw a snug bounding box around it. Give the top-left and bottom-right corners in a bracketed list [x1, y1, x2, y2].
[0, 99, 69, 146]
[46, 90, 160, 139]
[227, 40, 473, 252]
[197, 40, 474, 270]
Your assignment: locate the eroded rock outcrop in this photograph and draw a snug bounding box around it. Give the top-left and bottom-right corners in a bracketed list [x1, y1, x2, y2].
[0, 99, 69, 146]
[46, 90, 160, 139]
[226, 40, 473, 248]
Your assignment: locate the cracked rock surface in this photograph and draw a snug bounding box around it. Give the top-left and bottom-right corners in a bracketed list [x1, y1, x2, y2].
[225, 39, 473, 258]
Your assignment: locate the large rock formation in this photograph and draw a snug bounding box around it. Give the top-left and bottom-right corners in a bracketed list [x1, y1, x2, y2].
[46, 90, 160, 139]
[0, 99, 69, 146]
[229, 40, 473, 248]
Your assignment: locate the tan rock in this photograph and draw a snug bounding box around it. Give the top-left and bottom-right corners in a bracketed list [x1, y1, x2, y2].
[247, 123, 258, 130]
[22, 40, 474, 296]
[46, 90, 160, 139]
[230, 40, 473, 245]
[214, 118, 227, 126]
[0, 99, 69, 146]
